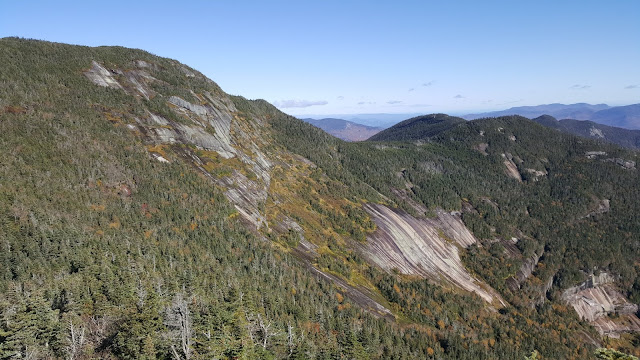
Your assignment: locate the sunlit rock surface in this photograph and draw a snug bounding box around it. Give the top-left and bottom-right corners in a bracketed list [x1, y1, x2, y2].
[361, 203, 504, 306]
[563, 273, 640, 337]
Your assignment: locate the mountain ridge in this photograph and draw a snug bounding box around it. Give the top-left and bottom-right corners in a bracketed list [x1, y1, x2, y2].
[464, 103, 640, 130]
[2, 38, 640, 359]
[532, 115, 640, 149]
[367, 113, 465, 141]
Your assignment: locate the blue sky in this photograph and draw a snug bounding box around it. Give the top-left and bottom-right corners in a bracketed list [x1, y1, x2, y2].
[1, 0, 639, 116]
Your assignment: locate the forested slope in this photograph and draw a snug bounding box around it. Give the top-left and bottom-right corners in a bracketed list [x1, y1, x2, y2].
[1, 38, 639, 359]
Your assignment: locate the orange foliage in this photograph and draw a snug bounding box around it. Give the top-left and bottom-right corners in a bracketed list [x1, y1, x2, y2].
[393, 283, 402, 295]
[146, 144, 167, 157]
[89, 204, 106, 211]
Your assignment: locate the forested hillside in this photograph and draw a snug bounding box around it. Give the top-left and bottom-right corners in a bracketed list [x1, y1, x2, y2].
[1, 38, 639, 359]
[533, 115, 640, 149]
[367, 114, 464, 141]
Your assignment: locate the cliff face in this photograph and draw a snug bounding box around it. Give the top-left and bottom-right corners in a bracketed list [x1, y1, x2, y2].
[85, 60, 274, 231]
[361, 204, 504, 306]
[562, 273, 640, 337]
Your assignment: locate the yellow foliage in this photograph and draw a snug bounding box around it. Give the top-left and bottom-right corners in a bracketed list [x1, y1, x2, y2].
[89, 204, 105, 211]
[189, 222, 197, 231]
[203, 161, 217, 172]
[336, 292, 344, 303]
[146, 144, 167, 157]
[393, 283, 402, 295]
[144, 230, 153, 239]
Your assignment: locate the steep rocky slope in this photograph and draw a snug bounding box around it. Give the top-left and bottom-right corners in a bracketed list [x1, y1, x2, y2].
[562, 274, 640, 337]
[361, 204, 503, 305]
[58, 39, 502, 317]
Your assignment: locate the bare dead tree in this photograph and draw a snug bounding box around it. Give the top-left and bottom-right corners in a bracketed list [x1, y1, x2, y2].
[246, 312, 281, 349]
[165, 293, 193, 360]
[65, 319, 85, 360]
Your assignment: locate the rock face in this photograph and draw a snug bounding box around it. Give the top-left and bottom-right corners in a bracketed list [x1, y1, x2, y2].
[84, 61, 123, 89]
[361, 203, 504, 306]
[506, 251, 543, 292]
[604, 158, 636, 170]
[502, 153, 522, 181]
[85, 61, 272, 230]
[562, 273, 640, 337]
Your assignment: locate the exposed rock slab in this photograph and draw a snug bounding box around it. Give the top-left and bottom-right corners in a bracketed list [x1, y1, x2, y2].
[84, 61, 123, 89]
[604, 158, 636, 170]
[436, 210, 478, 248]
[361, 203, 504, 305]
[506, 251, 543, 292]
[563, 273, 640, 337]
[502, 153, 522, 181]
[168, 96, 236, 158]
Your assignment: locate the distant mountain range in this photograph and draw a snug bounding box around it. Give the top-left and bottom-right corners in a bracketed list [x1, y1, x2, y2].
[302, 118, 383, 141]
[302, 113, 420, 128]
[306, 111, 640, 150]
[532, 115, 640, 149]
[464, 103, 640, 130]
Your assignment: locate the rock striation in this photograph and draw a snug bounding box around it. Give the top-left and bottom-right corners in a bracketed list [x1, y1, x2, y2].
[361, 203, 504, 306]
[506, 251, 543, 292]
[562, 273, 640, 337]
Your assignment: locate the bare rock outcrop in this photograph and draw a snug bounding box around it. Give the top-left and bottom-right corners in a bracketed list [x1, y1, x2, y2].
[604, 158, 636, 170]
[524, 168, 547, 181]
[436, 210, 478, 248]
[361, 203, 504, 306]
[168, 96, 236, 158]
[506, 251, 543, 292]
[562, 273, 640, 337]
[585, 151, 607, 159]
[84, 61, 123, 89]
[502, 153, 522, 181]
